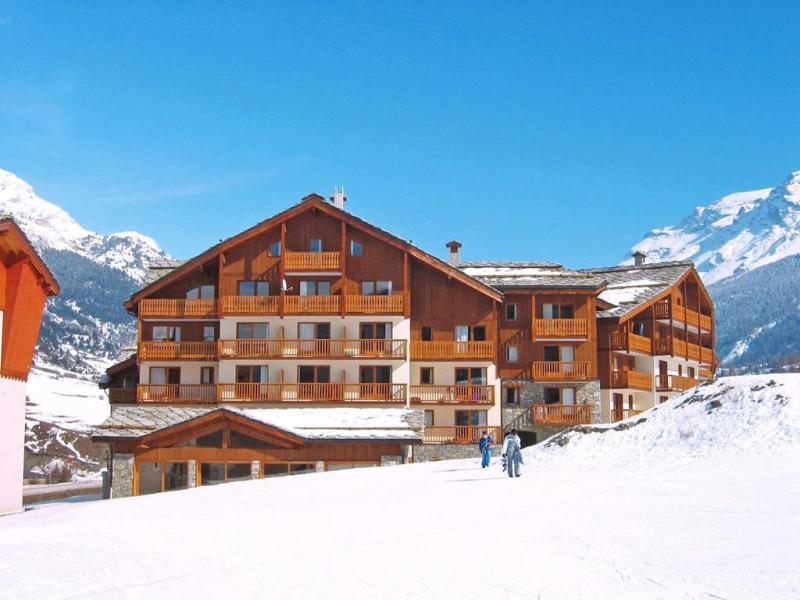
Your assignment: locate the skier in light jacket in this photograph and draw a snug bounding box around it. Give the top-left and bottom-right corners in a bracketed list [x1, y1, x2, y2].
[501, 428, 523, 478]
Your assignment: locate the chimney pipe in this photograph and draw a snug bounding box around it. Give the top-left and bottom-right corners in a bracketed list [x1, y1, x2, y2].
[330, 186, 347, 210]
[632, 251, 646, 266]
[446, 240, 462, 266]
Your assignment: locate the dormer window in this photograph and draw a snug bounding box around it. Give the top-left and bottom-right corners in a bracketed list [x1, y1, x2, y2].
[186, 285, 215, 300]
[310, 238, 322, 252]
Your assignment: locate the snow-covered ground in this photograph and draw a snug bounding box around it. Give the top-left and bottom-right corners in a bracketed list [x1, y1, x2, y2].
[2, 375, 800, 599]
[26, 365, 110, 432]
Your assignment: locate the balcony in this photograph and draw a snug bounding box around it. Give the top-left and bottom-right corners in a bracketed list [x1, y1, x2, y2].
[222, 296, 279, 315]
[532, 361, 590, 381]
[284, 295, 341, 314]
[108, 388, 137, 403]
[532, 403, 592, 425]
[344, 294, 404, 314]
[657, 338, 714, 365]
[409, 385, 494, 405]
[137, 384, 217, 404]
[284, 251, 341, 271]
[610, 370, 652, 391]
[139, 299, 217, 319]
[217, 383, 406, 403]
[653, 302, 713, 331]
[656, 375, 700, 393]
[610, 331, 651, 355]
[423, 425, 503, 444]
[139, 341, 218, 361]
[218, 338, 407, 359]
[609, 408, 643, 422]
[410, 341, 494, 361]
[533, 318, 588, 338]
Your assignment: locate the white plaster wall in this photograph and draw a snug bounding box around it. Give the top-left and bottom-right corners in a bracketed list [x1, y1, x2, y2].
[219, 316, 409, 341]
[139, 362, 218, 385]
[0, 377, 27, 516]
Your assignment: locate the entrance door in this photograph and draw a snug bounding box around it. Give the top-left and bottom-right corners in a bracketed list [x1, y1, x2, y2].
[613, 393, 624, 422]
[659, 360, 668, 389]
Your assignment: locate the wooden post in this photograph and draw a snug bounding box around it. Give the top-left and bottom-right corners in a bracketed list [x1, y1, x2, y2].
[341, 222, 347, 318]
[668, 295, 674, 358]
[403, 252, 410, 319]
[218, 253, 225, 317]
[682, 279, 689, 361]
[279, 223, 286, 318]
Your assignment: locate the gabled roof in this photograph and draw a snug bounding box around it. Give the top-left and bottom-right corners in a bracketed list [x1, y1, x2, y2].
[92, 405, 424, 443]
[0, 215, 59, 295]
[126, 195, 502, 310]
[579, 260, 695, 319]
[460, 262, 607, 291]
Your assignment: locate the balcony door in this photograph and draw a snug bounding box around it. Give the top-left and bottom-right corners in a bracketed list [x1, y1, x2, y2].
[298, 366, 333, 400]
[543, 304, 574, 319]
[299, 281, 331, 296]
[298, 322, 330, 355]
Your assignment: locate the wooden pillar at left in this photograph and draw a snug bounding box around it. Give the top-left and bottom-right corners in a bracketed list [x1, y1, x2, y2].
[218, 253, 226, 317]
[341, 222, 347, 318]
[403, 252, 410, 319]
[279, 222, 287, 318]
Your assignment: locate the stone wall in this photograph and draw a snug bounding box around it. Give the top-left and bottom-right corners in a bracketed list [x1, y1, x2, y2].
[414, 443, 500, 462]
[111, 453, 133, 498]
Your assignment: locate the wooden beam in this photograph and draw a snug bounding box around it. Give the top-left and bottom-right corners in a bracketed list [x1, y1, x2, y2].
[403, 252, 410, 319]
[279, 222, 286, 318]
[341, 221, 347, 318]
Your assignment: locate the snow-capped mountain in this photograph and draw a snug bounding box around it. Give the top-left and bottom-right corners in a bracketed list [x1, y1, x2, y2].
[631, 170, 800, 285]
[629, 169, 800, 370]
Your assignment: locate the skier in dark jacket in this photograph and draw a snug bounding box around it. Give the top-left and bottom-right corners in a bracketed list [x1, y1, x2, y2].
[501, 428, 523, 478]
[478, 431, 494, 468]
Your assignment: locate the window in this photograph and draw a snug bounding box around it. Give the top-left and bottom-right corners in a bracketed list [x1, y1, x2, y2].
[472, 326, 486, 341]
[229, 430, 273, 449]
[455, 325, 485, 341]
[543, 304, 574, 319]
[263, 463, 316, 478]
[362, 281, 392, 295]
[238, 281, 269, 296]
[361, 281, 375, 295]
[201, 463, 251, 485]
[420, 367, 434, 385]
[196, 430, 223, 447]
[152, 326, 181, 342]
[688, 366, 696, 379]
[505, 386, 519, 405]
[236, 365, 268, 383]
[360, 366, 391, 384]
[310, 238, 322, 252]
[455, 410, 487, 426]
[506, 345, 519, 363]
[543, 345, 560, 362]
[360, 322, 390, 339]
[150, 367, 180, 385]
[505, 303, 518, 320]
[424, 410, 434, 427]
[562, 388, 576, 405]
[350, 240, 363, 256]
[298, 365, 330, 383]
[237, 323, 269, 339]
[164, 463, 188, 491]
[269, 241, 281, 257]
[201, 367, 215, 385]
[186, 285, 215, 300]
[203, 326, 215, 342]
[543, 387, 560, 404]
[632, 320, 645, 335]
[421, 326, 433, 342]
[455, 367, 486, 385]
[300, 281, 331, 296]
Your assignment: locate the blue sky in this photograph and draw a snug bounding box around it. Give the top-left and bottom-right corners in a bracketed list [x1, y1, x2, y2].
[1, 2, 798, 267]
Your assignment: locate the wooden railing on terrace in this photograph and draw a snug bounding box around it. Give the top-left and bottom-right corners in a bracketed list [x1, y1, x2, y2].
[139, 341, 218, 361]
[533, 318, 588, 338]
[532, 403, 592, 425]
[222, 295, 279, 315]
[653, 337, 713, 365]
[653, 302, 713, 331]
[532, 361, 590, 380]
[699, 368, 714, 380]
[423, 425, 503, 444]
[610, 331, 652, 354]
[108, 388, 137, 403]
[610, 408, 643, 422]
[139, 299, 218, 318]
[409, 385, 494, 405]
[410, 341, 494, 360]
[218, 338, 406, 359]
[656, 375, 699, 392]
[137, 384, 217, 403]
[217, 383, 406, 403]
[284, 251, 341, 271]
[344, 294, 404, 314]
[284, 295, 341, 314]
[610, 370, 652, 391]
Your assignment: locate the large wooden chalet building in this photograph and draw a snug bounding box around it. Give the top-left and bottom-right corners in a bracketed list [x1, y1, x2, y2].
[95, 191, 715, 497]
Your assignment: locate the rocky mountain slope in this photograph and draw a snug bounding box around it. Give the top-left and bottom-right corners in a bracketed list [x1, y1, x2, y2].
[630, 169, 800, 370]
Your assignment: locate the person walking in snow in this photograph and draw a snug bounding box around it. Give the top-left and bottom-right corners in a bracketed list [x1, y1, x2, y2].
[502, 428, 523, 478]
[478, 431, 494, 468]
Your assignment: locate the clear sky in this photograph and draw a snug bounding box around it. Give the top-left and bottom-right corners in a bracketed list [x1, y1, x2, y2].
[1, 2, 798, 267]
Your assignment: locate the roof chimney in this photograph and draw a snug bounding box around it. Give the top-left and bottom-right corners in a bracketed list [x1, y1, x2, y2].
[446, 240, 462, 266]
[330, 186, 347, 210]
[632, 251, 647, 266]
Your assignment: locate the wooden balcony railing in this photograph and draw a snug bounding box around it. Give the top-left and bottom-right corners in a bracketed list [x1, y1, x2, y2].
[532, 361, 590, 381]
[284, 295, 342, 314]
[533, 318, 588, 338]
[669, 339, 714, 365]
[409, 385, 494, 405]
[423, 425, 503, 444]
[344, 294, 404, 314]
[655, 375, 699, 392]
[610, 331, 652, 354]
[653, 302, 713, 331]
[222, 295, 279, 315]
[532, 403, 592, 425]
[218, 338, 406, 359]
[699, 368, 714, 380]
[137, 384, 216, 403]
[610, 408, 643, 422]
[611, 370, 652, 391]
[284, 251, 341, 271]
[108, 388, 137, 403]
[139, 341, 218, 361]
[139, 299, 217, 318]
[410, 341, 494, 360]
[217, 383, 406, 403]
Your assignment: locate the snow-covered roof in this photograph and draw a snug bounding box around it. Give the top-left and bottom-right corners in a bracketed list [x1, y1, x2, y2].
[460, 263, 607, 290]
[580, 261, 693, 319]
[94, 405, 424, 442]
[143, 260, 186, 285]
